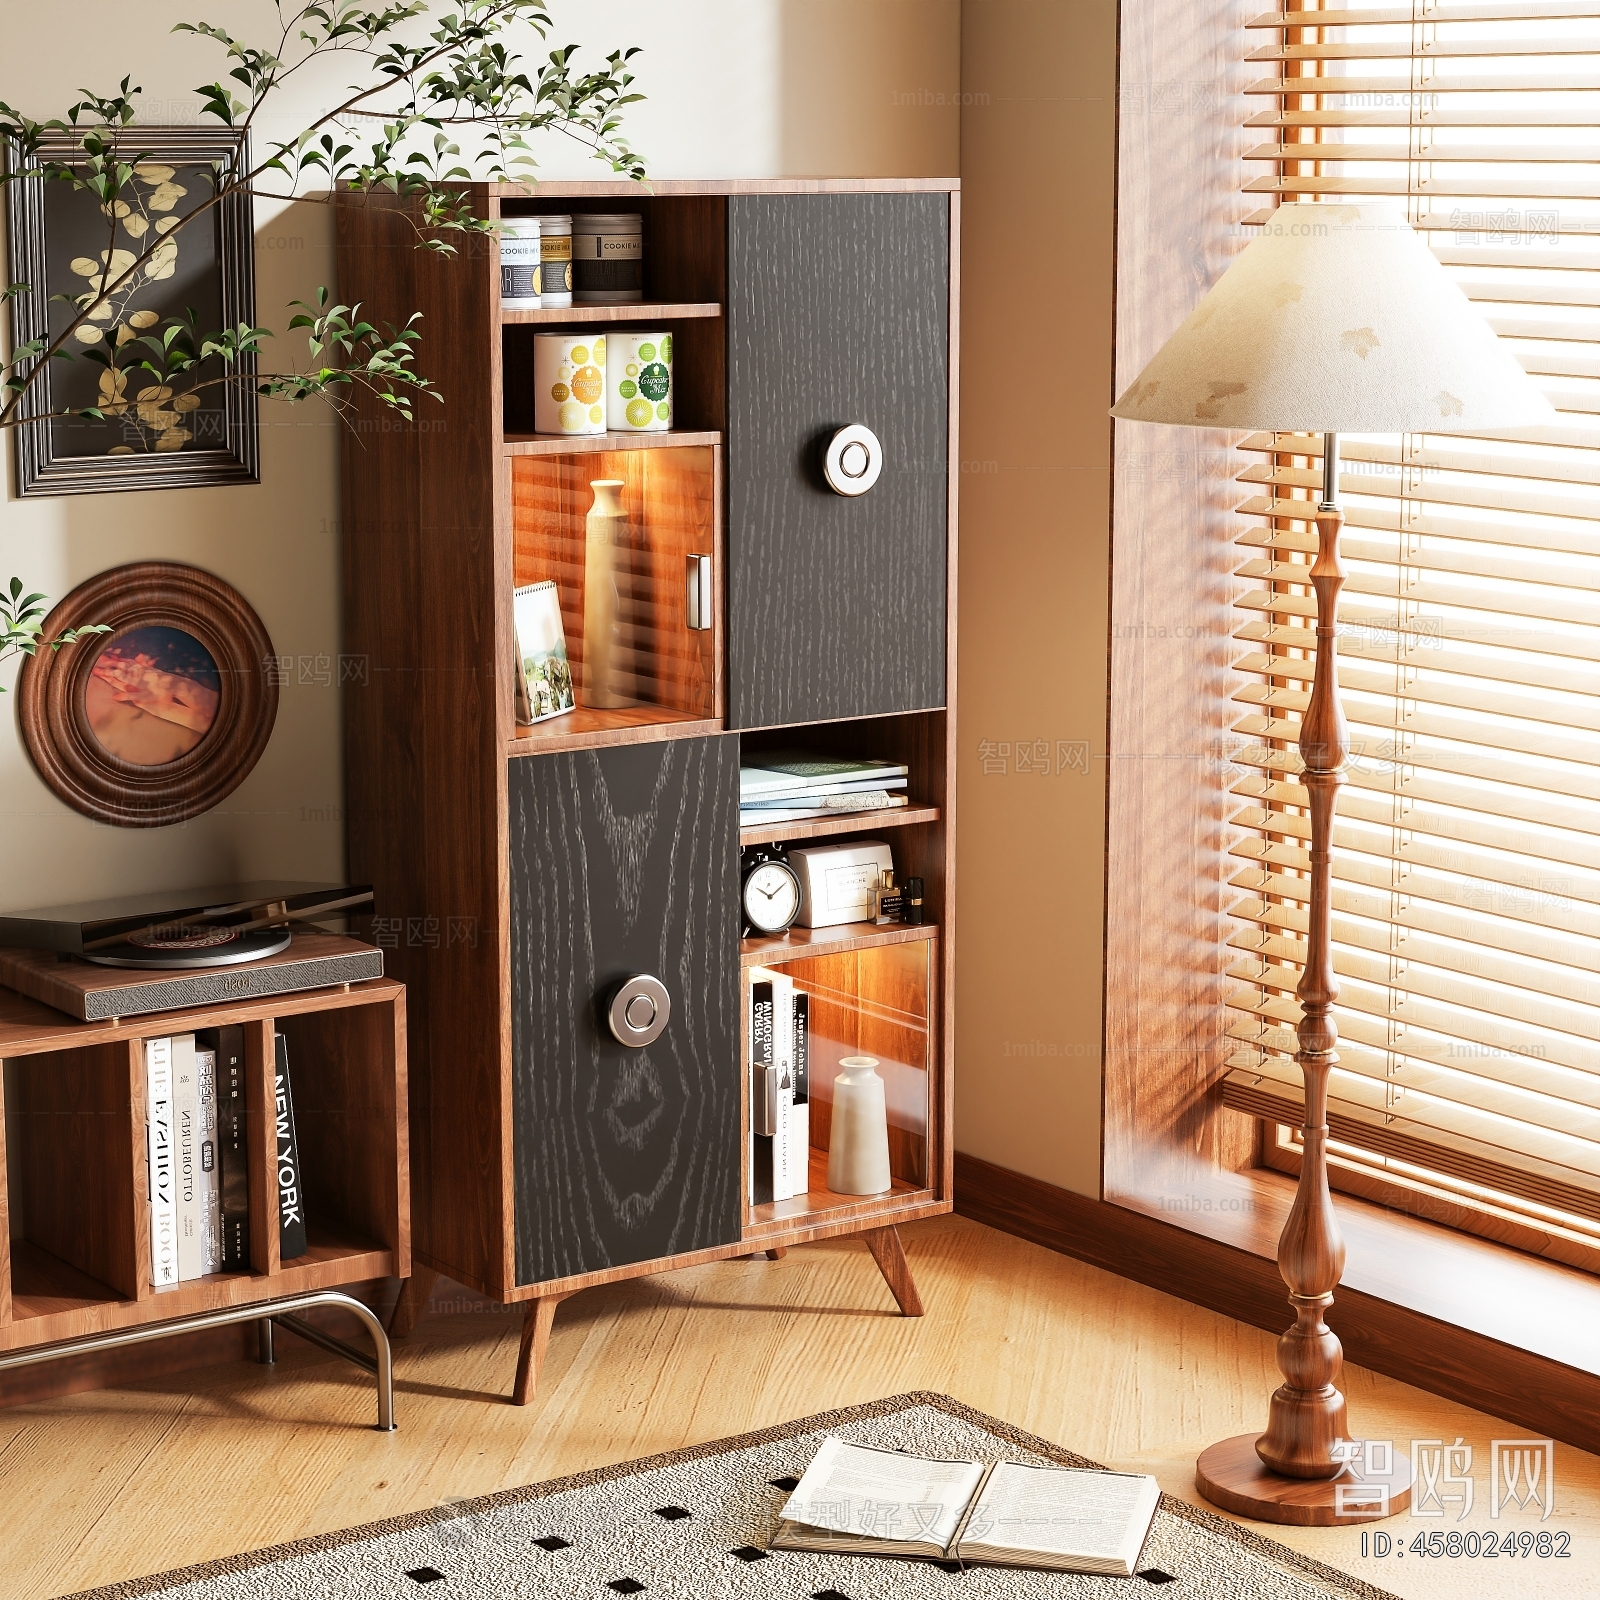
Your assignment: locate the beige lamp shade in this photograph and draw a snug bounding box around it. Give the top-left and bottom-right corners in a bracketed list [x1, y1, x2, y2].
[1111, 202, 1555, 435]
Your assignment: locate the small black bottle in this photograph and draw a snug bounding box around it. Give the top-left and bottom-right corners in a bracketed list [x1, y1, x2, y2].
[902, 877, 925, 925]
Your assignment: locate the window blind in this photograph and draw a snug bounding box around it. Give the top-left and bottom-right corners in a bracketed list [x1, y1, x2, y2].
[1221, 1, 1600, 1229]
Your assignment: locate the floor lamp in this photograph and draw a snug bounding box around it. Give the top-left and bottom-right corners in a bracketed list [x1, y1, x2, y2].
[1111, 202, 1554, 1525]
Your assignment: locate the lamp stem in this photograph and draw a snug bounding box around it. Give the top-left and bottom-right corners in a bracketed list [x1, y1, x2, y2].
[1255, 437, 1350, 1479]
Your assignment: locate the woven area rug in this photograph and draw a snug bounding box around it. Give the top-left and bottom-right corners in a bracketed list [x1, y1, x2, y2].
[66, 1393, 1400, 1600]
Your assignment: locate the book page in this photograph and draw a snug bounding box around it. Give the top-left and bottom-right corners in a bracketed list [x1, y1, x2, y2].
[780, 1438, 986, 1550]
[959, 1461, 1160, 1566]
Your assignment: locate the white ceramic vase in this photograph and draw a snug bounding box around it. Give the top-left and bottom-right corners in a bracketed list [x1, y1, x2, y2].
[827, 1056, 892, 1196]
[583, 479, 628, 708]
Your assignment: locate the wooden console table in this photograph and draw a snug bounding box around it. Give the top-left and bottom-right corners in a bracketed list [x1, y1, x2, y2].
[0, 977, 409, 1407]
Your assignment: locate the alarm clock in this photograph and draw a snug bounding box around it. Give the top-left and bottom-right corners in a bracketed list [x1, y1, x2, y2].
[741, 845, 801, 937]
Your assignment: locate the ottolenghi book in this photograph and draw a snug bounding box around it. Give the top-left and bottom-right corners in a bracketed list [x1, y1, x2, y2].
[172, 1034, 223, 1279]
[273, 1033, 309, 1260]
[144, 1036, 178, 1288]
[194, 1042, 222, 1274]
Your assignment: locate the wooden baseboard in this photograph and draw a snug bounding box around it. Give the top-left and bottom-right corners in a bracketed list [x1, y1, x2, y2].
[954, 1151, 1600, 1458]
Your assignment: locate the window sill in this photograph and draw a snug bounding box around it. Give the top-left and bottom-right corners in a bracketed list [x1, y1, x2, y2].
[955, 1151, 1600, 1455]
[1109, 1163, 1600, 1378]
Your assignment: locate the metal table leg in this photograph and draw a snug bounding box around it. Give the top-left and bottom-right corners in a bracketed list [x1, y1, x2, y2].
[0, 1290, 395, 1431]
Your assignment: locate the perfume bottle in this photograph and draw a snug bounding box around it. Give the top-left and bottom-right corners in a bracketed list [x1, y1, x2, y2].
[902, 877, 925, 926]
[871, 869, 903, 925]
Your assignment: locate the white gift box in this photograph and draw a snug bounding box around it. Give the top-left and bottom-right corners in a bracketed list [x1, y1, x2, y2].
[789, 839, 893, 929]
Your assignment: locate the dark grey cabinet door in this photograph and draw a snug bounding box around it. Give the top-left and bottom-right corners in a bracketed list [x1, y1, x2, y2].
[508, 734, 741, 1286]
[726, 193, 950, 730]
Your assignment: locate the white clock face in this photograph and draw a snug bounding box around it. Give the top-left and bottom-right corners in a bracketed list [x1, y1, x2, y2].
[745, 862, 799, 932]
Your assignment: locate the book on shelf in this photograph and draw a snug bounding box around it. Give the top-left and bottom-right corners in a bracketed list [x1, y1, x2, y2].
[750, 971, 776, 1206]
[195, 1044, 222, 1275]
[741, 754, 911, 791]
[770, 1437, 1161, 1578]
[749, 967, 806, 1205]
[740, 794, 909, 826]
[771, 974, 796, 1202]
[790, 990, 810, 1190]
[740, 774, 909, 804]
[170, 1034, 223, 1280]
[197, 1024, 250, 1271]
[739, 754, 913, 830]
[741, 786, 907, 810]
[274, 1033, 309, 1260]
[144, 1036, 178, 1288]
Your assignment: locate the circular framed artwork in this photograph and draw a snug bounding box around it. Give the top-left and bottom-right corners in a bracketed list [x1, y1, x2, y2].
[17, 561, 278, 827]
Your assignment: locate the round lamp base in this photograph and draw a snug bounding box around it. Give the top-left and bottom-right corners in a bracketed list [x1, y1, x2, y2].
[1196, 1434, 1413, 1527]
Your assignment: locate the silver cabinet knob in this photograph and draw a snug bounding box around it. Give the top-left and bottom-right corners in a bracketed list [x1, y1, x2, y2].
[823, 424, 884, 496]
[606, 974, 671, 1048]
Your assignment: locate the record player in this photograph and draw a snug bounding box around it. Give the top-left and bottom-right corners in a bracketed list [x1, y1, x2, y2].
[0, 881, 383, 1022]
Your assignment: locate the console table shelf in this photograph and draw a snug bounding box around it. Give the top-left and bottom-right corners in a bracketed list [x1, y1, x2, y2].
[0, 979, 408, 1356]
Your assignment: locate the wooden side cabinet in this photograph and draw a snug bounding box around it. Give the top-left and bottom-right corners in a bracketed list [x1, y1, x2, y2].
[337, 178, 959, 1404]
[0, 982, 408, 1355]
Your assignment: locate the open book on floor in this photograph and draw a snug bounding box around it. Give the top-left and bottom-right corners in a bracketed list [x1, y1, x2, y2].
[769, 1437, 1161, 1577]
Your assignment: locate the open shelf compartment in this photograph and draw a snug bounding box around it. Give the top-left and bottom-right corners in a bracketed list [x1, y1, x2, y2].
[2, 1040, 143, 1325]
[0, 985, 406, 1350]
[744, 937, 935, 1232]
[509, 443, 722, 744]
[738, 710, 947, 864]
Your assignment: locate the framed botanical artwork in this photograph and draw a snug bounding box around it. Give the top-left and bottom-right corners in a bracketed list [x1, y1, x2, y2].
[17, 561, 278, 827]
[3, 127, 258, 495]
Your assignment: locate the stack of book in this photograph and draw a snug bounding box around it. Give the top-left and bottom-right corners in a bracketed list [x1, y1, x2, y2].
[748, 966, 811, 1205]
[143, 1028, 307, 1285]
[739, 753, 911, 828]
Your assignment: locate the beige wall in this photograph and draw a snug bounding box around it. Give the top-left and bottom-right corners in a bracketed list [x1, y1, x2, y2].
[955, 0, 1118, 1196]
[0, 0, 958, 913]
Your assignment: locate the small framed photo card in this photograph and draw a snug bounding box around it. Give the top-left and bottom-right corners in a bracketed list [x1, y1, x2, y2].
[513, 580, 576, 724]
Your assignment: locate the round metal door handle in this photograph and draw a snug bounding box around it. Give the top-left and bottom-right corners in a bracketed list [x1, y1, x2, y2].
[606, 974, 671, 1048]
[823, 424, 884, 496]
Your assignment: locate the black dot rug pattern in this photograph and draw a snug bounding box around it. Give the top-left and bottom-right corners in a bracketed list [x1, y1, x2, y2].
[60, 1393, 1401, 1600]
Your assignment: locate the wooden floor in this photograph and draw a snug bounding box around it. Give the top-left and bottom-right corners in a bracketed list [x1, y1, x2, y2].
[4, 1216, 1597, 1599]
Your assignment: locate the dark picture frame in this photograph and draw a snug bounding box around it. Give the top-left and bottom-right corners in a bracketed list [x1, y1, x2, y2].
[4, 127, 258, 496]
[17, 561, 278, 827]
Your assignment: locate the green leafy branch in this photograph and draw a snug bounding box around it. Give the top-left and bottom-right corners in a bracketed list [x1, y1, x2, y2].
[0, 579, 110, 692]
[0, 2, 647, 436]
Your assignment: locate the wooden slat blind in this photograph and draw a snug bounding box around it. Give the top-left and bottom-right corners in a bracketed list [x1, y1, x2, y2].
[1222, 0, 1600, 1228]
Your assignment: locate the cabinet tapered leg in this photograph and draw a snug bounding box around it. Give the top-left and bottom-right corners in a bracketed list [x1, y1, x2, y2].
[512, 1293, 570, 1406]
[765, 1247, 787, 1261]
[862, 1225, 923, 1317]
[388, 1267, 439, 1340]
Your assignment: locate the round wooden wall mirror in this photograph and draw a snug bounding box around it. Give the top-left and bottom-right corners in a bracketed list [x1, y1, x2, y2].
[17, 560, 278, 827]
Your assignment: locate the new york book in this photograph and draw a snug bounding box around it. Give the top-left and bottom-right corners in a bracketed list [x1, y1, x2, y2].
[273, 1032, 308, 1260]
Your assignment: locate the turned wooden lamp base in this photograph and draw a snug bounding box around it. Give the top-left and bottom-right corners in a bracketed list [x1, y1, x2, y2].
[1197, 1434, 1414, 1527]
